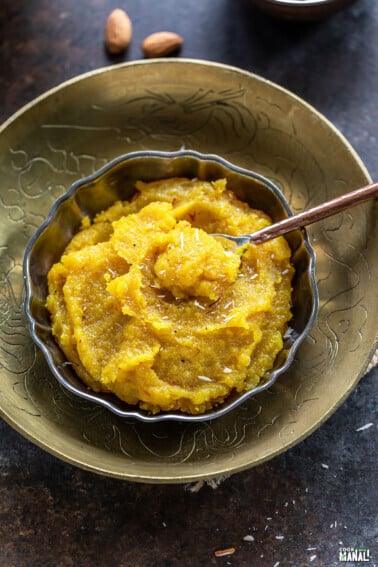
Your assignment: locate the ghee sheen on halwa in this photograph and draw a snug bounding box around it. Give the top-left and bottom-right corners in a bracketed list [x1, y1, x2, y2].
[46, 178, 294, 415]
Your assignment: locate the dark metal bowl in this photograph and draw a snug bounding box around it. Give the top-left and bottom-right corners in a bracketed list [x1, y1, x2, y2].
[248, 0, 357, 21]
[23, 150, 318, 422]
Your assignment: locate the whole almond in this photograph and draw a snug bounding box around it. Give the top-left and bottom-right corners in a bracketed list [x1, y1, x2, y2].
[105, 9, 132, 54]
[142, 31, 183, 58]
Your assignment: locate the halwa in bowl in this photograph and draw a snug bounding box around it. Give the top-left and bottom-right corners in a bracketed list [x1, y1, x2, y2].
[23, 150, 318, 422]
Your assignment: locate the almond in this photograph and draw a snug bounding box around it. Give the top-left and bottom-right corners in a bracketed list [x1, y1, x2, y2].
[142, 31, 183, 58]
[105, 8, 132, 54]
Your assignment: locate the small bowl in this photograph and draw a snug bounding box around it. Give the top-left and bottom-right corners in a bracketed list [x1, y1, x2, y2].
[23, 150, 318, 423]
[248, 0, 358, 21]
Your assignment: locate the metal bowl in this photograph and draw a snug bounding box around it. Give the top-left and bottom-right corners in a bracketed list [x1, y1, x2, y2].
[23, 149, 318, 423]
[249, 0, 358, 20]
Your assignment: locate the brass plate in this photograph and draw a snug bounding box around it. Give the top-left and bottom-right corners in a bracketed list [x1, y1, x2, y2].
[0, 59, 377, 483]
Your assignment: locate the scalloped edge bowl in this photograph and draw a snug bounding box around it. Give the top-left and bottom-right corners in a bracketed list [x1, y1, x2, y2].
[23, 150, 319, 422]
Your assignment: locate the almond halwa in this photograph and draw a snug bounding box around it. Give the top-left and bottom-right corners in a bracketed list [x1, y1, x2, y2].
[46, 178, 294, 414]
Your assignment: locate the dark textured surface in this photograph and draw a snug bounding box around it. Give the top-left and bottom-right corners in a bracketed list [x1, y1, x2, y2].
[0, 1, 377, 566]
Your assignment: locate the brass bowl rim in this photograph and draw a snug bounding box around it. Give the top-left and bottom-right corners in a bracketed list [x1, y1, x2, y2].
[23, 149, 319, 423]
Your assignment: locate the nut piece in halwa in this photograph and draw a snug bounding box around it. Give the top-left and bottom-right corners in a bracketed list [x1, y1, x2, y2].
[46, 178, 294, 415]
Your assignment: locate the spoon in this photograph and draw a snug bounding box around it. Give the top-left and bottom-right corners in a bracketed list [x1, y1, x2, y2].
[213, 181, 378, 247]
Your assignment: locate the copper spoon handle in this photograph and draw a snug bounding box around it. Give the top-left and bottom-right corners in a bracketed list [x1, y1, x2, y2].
[251, 181, 378, 244]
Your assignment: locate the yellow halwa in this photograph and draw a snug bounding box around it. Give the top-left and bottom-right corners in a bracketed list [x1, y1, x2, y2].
[46, 178, 294, 414]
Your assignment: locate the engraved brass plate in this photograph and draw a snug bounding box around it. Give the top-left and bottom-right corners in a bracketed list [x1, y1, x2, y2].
[0, 60, 376, 482]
